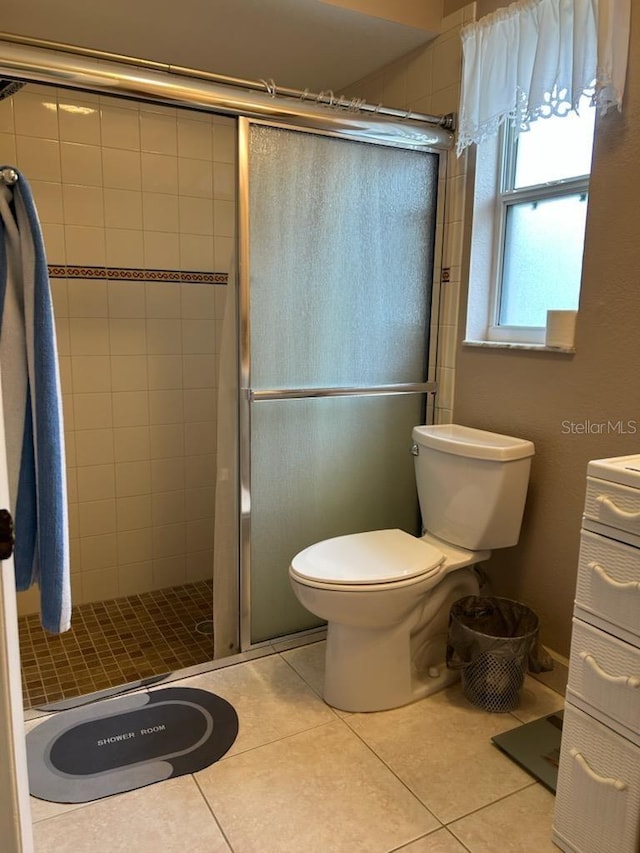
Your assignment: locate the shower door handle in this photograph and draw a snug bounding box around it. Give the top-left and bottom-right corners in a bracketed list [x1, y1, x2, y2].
[0, 509, 14, 559]
[247, 382, 437, 402]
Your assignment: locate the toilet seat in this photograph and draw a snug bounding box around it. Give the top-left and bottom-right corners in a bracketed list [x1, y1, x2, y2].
[290, 528, 444, 586]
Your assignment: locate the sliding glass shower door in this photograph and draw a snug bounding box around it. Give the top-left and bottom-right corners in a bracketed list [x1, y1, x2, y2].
[241, 120, 441, 645]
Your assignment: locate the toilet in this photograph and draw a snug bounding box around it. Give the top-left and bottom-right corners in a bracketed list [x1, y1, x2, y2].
[289, 424, 535, 712]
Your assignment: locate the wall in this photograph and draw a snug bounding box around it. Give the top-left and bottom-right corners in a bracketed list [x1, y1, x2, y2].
[323, 0, 443, 30]
[351, 0, 640, 657]
[454, 13, 640, 655]
[444, 0, 500, 16]
[0, 84, 236, 614]
[349, 4, 473, 425]
[443, 0, 468, 15]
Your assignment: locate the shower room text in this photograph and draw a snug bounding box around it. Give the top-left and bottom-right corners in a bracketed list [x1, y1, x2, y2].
[97, 724, 166, 746]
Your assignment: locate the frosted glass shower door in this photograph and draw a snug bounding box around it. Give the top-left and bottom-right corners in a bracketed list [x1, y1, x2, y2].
[243, 121, 441, 645]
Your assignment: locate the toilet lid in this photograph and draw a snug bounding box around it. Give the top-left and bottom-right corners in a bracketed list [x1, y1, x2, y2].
[291, 529, 444, 585]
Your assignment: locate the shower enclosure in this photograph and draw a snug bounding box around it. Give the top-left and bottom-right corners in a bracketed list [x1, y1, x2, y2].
[238, 120, 440, 648]
[3, 83, 236, 707]
[0, 39, 450, 711]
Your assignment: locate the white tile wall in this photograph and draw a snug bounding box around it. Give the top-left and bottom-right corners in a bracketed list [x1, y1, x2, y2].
[0, 84, 235, 615]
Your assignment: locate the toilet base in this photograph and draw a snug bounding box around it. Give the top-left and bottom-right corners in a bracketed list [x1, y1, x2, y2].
[322, 568, 479, 712]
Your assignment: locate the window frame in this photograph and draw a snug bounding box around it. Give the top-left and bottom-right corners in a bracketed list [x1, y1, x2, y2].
[485, 123, 591, 345]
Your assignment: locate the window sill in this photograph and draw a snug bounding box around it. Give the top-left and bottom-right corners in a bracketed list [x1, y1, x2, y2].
[463, 339, 575, 354]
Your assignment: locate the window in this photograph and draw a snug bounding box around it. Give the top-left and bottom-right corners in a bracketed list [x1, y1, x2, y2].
[457, 0, 629, 350]
[465, 98, 596, 347]
[488, 97, 596, 344]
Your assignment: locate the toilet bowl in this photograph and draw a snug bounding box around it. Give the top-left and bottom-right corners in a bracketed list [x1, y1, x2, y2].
[290, 528, 488, 712]
[289, 424, 535, 713]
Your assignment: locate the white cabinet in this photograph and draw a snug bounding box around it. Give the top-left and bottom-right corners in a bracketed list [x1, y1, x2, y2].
[553, 455, 640, 853]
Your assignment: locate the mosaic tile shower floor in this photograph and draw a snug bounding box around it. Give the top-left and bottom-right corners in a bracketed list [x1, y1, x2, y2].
[19, 580, 214, 710]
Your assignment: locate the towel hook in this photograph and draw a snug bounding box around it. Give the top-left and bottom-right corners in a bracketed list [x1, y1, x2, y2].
[0, 167, 18, 185]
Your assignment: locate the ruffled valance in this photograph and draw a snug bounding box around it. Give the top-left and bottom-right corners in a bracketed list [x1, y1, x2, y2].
[456, 0, 631, 156]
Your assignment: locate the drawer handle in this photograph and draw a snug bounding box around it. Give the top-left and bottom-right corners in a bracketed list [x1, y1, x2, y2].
[580, 652, 640, 688]
[596, 494, 640, 523]
[570, 748, 627, 791]
[589, 561, 640, 592]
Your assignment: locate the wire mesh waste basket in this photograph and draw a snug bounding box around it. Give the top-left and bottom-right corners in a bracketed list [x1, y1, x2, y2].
[446, 596, 541, 713]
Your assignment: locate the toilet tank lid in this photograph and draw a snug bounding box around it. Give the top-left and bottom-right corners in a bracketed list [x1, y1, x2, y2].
[290, 529, 444, 585]
[412, 424, 535, 462]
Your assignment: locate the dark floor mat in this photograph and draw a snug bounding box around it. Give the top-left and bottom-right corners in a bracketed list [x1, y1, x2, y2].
[26, 686, 238, 803]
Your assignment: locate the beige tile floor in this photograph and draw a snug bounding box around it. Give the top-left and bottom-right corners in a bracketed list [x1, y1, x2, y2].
[27, 640, 565, 853]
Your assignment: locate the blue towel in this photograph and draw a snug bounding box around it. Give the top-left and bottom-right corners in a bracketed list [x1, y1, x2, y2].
[0, 166, 70, 633]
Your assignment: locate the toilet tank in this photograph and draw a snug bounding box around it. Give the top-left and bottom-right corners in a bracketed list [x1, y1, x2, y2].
[412, 424, 535, 551]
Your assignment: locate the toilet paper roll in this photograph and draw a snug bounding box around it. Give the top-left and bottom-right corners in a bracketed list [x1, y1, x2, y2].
[545, 310, 577, 348]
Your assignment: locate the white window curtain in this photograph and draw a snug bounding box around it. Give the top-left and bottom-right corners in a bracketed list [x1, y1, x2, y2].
[456, 0, 631, 156]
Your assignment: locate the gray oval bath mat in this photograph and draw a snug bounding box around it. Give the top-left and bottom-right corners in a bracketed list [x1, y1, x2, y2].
[26, 687, 238, 803]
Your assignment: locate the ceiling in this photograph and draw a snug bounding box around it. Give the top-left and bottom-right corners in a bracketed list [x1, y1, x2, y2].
[1, 0, 442, 94]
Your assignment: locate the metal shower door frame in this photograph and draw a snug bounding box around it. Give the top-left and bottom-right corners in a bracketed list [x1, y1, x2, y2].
[237, 115, 448, 652]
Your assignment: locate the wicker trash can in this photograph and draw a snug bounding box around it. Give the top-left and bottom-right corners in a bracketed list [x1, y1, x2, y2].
[446, 596, 540, 713]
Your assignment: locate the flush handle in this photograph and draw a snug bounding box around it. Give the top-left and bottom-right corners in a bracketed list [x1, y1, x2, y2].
[0, 509, 14, 559]
[410, 443, 419, 456]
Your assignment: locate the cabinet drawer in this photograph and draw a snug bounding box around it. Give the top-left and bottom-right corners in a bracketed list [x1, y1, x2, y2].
[584, 476, 640, 536]
[575, 531, 640, 643]
[554, 704, 640, 853]
[567, 619, 640, 740]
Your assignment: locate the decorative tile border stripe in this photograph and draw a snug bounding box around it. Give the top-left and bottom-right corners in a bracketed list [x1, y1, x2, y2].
[48, 265, 228, 285]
